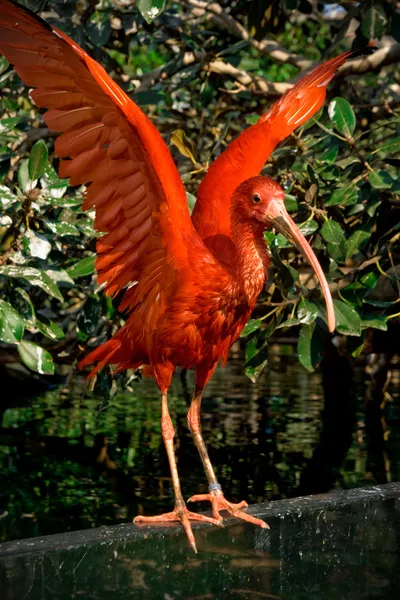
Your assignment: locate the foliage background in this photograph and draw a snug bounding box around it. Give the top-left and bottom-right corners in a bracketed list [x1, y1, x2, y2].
[0, 0, 399, 386]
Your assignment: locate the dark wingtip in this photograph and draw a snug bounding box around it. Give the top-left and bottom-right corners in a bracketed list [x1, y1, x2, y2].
[349, 43, 378, 60]
[6, 0, 54, 33]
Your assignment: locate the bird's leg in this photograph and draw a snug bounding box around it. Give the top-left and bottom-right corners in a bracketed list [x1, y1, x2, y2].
[187, 385, 269, 529]
[134, 392, 221, 553]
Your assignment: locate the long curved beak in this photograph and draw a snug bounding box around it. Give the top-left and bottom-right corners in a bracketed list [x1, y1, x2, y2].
[266, 199, 335, 333]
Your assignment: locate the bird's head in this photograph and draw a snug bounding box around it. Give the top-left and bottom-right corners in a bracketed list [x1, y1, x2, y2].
[232, 175, 335, 333]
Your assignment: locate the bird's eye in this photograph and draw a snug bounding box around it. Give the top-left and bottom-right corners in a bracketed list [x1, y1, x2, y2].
[252, 193, 261, 204]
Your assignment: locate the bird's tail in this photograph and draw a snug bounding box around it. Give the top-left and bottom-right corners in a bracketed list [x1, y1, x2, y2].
[78, 325, 145, 378]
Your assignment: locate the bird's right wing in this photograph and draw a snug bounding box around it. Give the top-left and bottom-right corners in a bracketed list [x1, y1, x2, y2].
[0, 0, 196, 311]
[192, 47, 375, 250]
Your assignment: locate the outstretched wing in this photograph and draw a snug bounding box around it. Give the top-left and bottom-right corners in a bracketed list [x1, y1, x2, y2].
[0, 0, 195, 307]
[192, 48, 375, 250]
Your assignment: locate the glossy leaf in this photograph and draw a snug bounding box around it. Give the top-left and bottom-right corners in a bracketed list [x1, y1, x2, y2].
[371, 136, 400, 156]
[23, 230, 52, 260]
[137, 0, 166, 23]
[87, 11, 112, 46]
[297, 298, 319, 325]
[0, 184, 18, 208]
[18, 158, 37, 193]
[361, 4, 387, 39]
[297, 323, 325, 372]
[28, 140, 48, 181]
[0, 299, 24, 343]
[17, 340, 54, 375]
[325, 184, 358, 207]
[36, 319, 65, 341]
[0, 266, 63, 301]
[368, 170, 393, 190]
[241, 319, 262, 337]
[346, 230, 371, 259]
[320, 220, 346, 245]
[67, 256, 96, 279]
[333, 300, 361, 336]
[328, 97, 356, 137]
[245, 332, 268, 383]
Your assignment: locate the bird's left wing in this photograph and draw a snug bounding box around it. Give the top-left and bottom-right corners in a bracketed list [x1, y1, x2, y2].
[192, 47, 375, 248]
[0, 0, 195, 302]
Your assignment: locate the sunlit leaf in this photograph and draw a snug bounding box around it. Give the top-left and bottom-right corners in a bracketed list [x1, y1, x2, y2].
[23, 230, 52, 260]
[241, 319, 262, 337]
[0, 266, 63, 301]
[67, 256, 96, 279]
[328, 97, 356, 137]
[361, 4, 387, 39]
[87, 11, 112, 46]
[0, 300, 24, 343]
[17, 340, 54, 375]
[137, 0, 166, 23]
[18, 158, 37, 193]
[171, 129, 196, 164]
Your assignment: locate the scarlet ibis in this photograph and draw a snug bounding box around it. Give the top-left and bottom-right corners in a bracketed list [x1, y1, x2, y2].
[0, 0, 373, 552]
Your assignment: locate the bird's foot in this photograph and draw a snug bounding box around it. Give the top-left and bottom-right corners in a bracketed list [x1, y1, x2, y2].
[188, 484, 269, 529]
[134, 504, 222, 553]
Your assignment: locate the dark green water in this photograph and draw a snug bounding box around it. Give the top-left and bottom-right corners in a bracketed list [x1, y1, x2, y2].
[1, 345, 399, 543]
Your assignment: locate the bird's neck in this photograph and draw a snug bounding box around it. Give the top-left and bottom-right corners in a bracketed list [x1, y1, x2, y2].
[231, 218, 270, 302]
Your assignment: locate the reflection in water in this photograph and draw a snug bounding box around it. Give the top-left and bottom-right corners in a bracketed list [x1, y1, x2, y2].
[0, 345, 399, 543]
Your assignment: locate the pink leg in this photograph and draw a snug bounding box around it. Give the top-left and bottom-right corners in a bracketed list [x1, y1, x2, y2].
[187, 385, 269, 529]
[134, 392, 221, 553]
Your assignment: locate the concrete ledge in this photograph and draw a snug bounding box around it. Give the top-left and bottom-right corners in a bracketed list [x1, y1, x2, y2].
[1, 483, 399, 599]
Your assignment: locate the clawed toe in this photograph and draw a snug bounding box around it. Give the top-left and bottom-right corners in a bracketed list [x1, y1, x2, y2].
[188, 490, 269, 529]
[134, 505, 222, 553]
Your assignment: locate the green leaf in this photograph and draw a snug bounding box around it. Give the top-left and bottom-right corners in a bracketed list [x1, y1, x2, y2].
[17, 340, 54, 375]
[325, 184, 358, 207]
[297, 323, 325, 372]
[361, 4, 387, 39]
[137, 0, 166, 23]
[186, 192, 196, 215]
[320, 220, 346, 245]
[67, 256, 96, 279]
[87, 11, 112, 46]
[16, 287, 36, 326]
[346, 230, 371, 259]
[284, 194, 298, 212]
[18, 158, 37, 193]
[245, 333, 268, 383]
[0, 300, 24, 343]
[36, 319, 65, 341]
[0, 266, 63, 301]
[28, 140, 48, 181]
[40, 163, 68, 199]
[297, 298, 319, 325]
[334, 300, 361, 336]
[45, 221, 80, 237]
[0, 184, 18, 208]
[370, 136, 400, 156]
[77, 294, 102, 339]
[241, 319, 262, 337]
[23, 230, 52, 260]
[368, 170, 393, 189]
[328, 97, 356, 138]
[360, 315, 387, 332]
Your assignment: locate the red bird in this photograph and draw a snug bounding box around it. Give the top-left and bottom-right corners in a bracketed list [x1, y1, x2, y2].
[0, 0, 371, 552]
